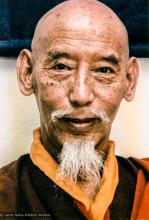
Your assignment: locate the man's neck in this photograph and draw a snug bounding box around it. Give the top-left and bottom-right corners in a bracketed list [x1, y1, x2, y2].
[40, 125, 61, 163]
[78, 180, 100, 201]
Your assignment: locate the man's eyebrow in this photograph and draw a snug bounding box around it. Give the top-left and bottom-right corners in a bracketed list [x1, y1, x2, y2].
[101, 55, 120, 65]
[48, 51, 120, 65]
[48, 51, 71, 59]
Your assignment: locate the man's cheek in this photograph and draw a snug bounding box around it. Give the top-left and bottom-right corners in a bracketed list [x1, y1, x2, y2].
[98, 87, 124, 121]
[36, 78, 65, 104]
[37, 91, 67, 123]
[106, 96, 123, 121]
[101, 80, 124, 101]
[37, 73, 61, 89]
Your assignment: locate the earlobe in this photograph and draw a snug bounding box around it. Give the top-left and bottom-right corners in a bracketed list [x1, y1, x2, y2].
[16, 49, 34, 96]
[124, 57, 139, 102]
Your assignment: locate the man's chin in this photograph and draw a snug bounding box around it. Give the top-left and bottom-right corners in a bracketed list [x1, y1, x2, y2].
[58, 133, 107, 151]
[52, 126, 101, 141]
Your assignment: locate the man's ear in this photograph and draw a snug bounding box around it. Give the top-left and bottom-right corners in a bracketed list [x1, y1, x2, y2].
[16, 49, 34, 96]
[124, 57, 139, 102]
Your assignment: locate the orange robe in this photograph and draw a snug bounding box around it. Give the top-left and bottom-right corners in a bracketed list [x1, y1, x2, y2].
[130, 157, 149, 219]
[0, 129, 149, 219]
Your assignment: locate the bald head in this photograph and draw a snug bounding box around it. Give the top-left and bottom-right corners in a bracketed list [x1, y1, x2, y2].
[32, 0, 129, 58]
[17, 0, 139, 163]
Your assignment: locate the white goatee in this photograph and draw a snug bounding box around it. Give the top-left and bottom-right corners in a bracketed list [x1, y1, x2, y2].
[56, 140, 105, 184]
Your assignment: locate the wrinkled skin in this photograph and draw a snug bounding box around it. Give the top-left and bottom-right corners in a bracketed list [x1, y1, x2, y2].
[17, 0, 139, 160]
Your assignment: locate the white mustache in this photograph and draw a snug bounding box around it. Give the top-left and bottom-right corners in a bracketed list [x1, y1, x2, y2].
[51, 108, 73, 122]
[90, 107, 111, 124]
[51, 107, 111, 124]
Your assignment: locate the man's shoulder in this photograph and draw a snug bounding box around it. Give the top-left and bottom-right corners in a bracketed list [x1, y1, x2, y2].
[0, 154, 30, 212]
[129, 157, 149, 176]
[117, 155, 149, 179]
[0, 154, 30, 181]
[116, 155, 138, 173]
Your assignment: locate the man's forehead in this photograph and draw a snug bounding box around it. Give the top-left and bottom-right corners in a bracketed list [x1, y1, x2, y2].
[41, 27, 123, 45]
[35, 27, 126, 62]
[32, 0, 128, 58]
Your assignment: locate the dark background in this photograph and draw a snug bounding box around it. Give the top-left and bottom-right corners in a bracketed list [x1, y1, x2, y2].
[0, 0, 148, 57]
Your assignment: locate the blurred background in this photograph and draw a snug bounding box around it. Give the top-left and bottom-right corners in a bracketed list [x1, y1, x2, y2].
[0, 0, 148, 167]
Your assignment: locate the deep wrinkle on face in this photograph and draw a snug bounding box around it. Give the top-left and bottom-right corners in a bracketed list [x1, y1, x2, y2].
[24, 0, 138, 158]
[32, 33, 126, 157]
[40, 47, 123, 88]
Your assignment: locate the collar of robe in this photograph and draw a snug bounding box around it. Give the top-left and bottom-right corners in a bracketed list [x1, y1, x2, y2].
[30, 128, 118, 220]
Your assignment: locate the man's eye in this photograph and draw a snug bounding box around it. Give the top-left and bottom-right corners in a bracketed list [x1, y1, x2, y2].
[95, 67, 114, 74]
[52, 63, 71, 71]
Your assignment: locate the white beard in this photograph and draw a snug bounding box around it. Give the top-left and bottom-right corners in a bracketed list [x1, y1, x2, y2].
[56, 140, 105, 184]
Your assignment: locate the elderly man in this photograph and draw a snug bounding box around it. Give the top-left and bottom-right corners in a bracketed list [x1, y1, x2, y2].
[0, 0, 149, 219]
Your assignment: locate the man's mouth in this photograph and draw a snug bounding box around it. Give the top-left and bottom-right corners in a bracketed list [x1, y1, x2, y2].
[60, 117, 100, 130]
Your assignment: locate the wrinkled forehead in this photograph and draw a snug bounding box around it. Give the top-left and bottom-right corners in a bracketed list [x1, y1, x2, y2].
[32, 1, 128, 58]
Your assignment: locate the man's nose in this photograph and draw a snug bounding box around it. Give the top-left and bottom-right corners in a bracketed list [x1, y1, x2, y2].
[69, 71, 94, 107]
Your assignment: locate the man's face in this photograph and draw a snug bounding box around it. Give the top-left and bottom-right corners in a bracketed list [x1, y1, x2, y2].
[31, 18, 129, 153]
